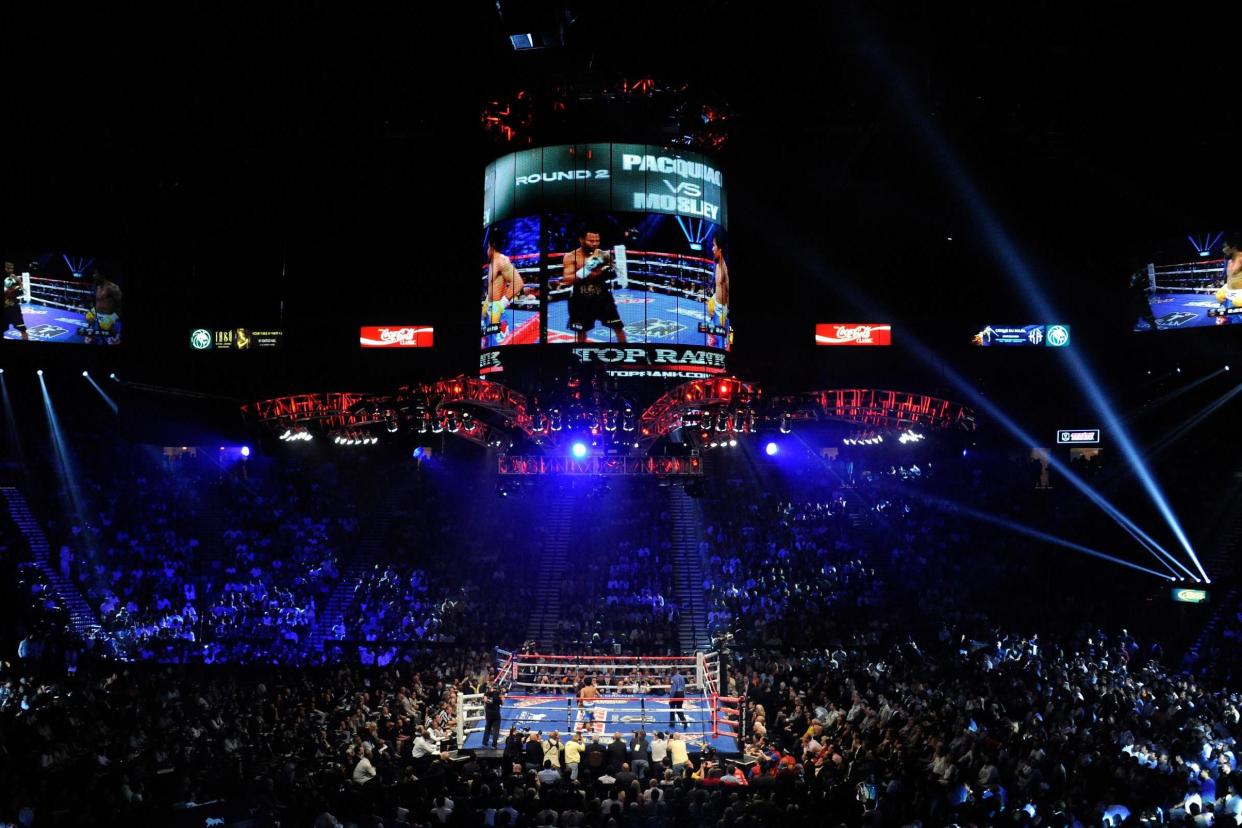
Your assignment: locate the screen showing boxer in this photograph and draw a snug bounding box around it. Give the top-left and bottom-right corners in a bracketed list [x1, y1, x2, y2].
[1132, 232, 1242, 331]
[480, 143, 732, 355]
[481, 218, 542, 348]
[2, 254, 123, 345]
[542, 213, 729, 348]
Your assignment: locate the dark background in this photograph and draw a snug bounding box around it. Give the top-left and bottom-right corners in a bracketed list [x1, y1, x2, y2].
[0, 2, 1237, 411]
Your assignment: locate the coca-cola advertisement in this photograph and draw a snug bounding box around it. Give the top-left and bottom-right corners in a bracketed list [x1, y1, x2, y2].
[815, 323, 892, 346]
[359, 326, 435, 348]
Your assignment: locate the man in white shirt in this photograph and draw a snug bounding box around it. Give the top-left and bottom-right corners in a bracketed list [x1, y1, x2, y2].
[430, 795, 454, 824]
[412, 729, 438, 760]
[352, 747, 377, 785]
[650, 732, 669, 767]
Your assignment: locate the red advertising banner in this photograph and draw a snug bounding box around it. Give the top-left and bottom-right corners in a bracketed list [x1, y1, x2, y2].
[815, 324, 892, 346]
[360, 326, 435, 348]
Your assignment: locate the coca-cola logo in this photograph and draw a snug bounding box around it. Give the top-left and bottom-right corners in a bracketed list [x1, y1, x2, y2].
[815, 323, 892, 346]
[833, 325, 877, 342]
[360, 326, 434, 348]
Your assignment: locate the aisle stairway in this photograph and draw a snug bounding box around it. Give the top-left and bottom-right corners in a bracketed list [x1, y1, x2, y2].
[669, 485, 711, 653]
[309, 486, 407, 653]
[525, 490, 577, 650]
[2, 486, 104, 643]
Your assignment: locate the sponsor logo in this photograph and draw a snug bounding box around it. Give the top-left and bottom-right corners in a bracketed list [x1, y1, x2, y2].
[191, 329, 213, 350]
[972, 325, 1067, 347]
[619, 715, 657, 723]
[26, 324, 71, 340]
[1156, 312, 1198, 328]
[1046, 325, 1070, 347]
[615, 296, 654, 305]
[816, 324, 892, 346]
[623, 319, 686, 340]
[573, 347, 726, 369]
[1056, 429, 1100, 445]
[360, 326, 434, 348]
[517, 711, 548, 721]
[607, 369, 718, 379]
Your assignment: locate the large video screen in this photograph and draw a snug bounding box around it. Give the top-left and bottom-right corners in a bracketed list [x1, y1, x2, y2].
[481, 144, 731, 352]
[1131, 233, 1242, 331]
[3, 254, 123, 345]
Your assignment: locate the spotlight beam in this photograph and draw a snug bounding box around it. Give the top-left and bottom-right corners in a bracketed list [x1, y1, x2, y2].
[85, 374, 119, 414]
[1124, 368, 1226, 423]
[855, 13, 1206, 581]
[905, 488, 1175, 581]
[957, 379, 1192, 580]
[0, 372, 24, 481]
[787, 252, 1191, 580]
[38, 372, 87, 522]
[801, 236, 1192, 579]
[1144, 382, 1242, 462]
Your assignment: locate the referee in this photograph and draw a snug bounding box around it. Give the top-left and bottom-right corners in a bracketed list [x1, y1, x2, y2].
[668, 669, 688, 729]
[483, 684, 504, 749]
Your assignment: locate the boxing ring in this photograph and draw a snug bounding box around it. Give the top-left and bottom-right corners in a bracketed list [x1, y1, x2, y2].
[1137, 258, 1238, 330]
[481, 247, 727, 348]
[3, 275, 119, 344]
[457, 650, 743, 755]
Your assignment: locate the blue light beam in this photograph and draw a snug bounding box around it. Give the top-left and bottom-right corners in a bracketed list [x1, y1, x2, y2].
[858, 24, 1207, 581]
[85, 373, 119, 414]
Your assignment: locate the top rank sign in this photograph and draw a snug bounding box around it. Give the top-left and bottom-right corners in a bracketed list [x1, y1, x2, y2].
[1057, 429, 1100, 445]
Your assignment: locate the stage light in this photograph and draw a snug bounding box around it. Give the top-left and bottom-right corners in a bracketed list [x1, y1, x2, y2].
[728, 439, 738, 448]
[109, 373, 118, 381]
[765, 442, 778, 456]
[412, 447, 425, 459]
[36, 369, 43, 376]
[241, 446, 251, 457]
[81, 370, 89, 378]
[571, 442, 587, 459]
